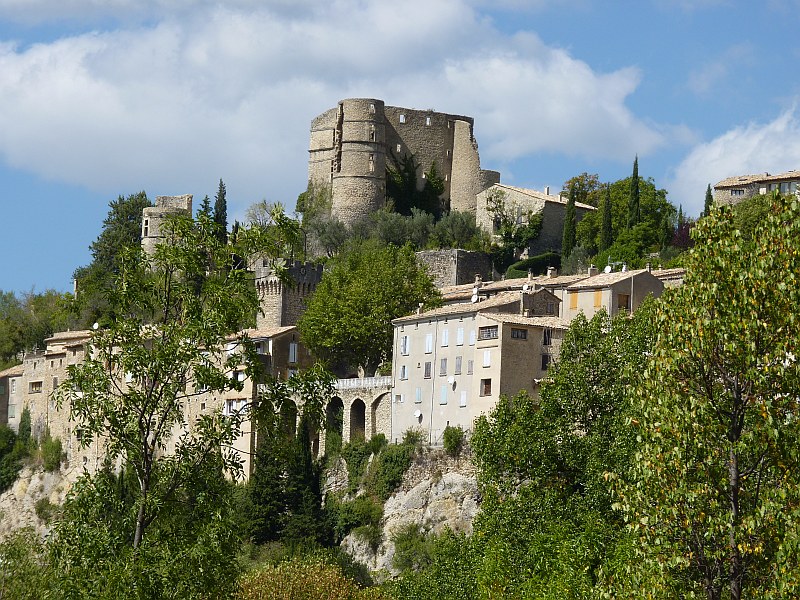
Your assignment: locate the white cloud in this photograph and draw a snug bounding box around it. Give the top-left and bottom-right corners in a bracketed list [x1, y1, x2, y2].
[0, 1, 667, 215]
[687, 43, 754, 97]
[669, 104, 800, 216]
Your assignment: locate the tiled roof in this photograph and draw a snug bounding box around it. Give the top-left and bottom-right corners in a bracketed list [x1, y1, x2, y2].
[238, 326, 296, 340]
[566, 269, 652, 290]
[394, 292, 521, 323]
[44, 330, 92, 344]
[490, 183, 597, 211]
[714, 170, 800, 188]
[480, 313, 571, 330]
[0, 364, 24, 378]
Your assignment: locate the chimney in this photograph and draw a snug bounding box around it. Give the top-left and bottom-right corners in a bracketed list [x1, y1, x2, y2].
[527, 269, 533, 281]
[544, 185, 550, 195]
[523, 309, 530, 317]
[474, 274, 483, 286]
[621, 263, 628, 272]
[547, 266, 557, 279]
[646, 262, 652, 273]
[588, 264, 599, 277]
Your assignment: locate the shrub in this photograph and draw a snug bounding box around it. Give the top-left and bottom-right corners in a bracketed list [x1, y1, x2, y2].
[35, 498, 57, 523]
[40, 432, 63, 472]
[237, 556, 364, 600]
[391, 523, 434, 573]
[442, 425, 464, 458]
[328, 495, 383, 543]
[505, 252, 562, 279]
[17, 406, 31, 448]
[0, 426, 22, 492]
[366, 433, 387, 456]
[340, 439, 373, 492]
[353, 524, 383, 553]
[366, 443, 414, 502]
[402, 428, 424, 448]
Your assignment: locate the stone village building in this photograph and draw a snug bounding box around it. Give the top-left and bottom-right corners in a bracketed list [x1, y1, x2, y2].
[713, 169, 800, 206]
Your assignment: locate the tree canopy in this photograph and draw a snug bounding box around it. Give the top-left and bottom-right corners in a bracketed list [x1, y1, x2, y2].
[297, 240, 440, 376]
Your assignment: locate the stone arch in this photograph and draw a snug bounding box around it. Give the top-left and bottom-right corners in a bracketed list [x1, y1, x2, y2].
[371, 392, 389, 438]
[350, 398, 366, 442]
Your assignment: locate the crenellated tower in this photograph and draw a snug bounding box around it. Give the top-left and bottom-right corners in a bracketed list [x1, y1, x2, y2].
[253, 260, 324, 330]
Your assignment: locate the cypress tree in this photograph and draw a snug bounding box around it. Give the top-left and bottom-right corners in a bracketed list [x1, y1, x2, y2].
[703, 184, 714, 217]
[562, 184, 577, 259]
[213, 179, 228, 243]
[628, 156, 640, 229]
[599, 184, 613, 252]
[197, 194, 212, 219]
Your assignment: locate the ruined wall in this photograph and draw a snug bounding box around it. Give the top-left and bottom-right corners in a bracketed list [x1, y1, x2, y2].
[416, 249, 493, 288]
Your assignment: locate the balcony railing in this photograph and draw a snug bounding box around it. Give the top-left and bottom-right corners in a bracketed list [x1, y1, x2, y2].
[335, 376, 392, 390]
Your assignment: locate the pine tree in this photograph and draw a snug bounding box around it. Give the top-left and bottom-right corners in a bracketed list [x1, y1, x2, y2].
[197, 194, 212, 219]
[213, 179, 228, 243]
[561, 184, 577, 259]
[599, 184, 613, 252]
[703, 183, 713, 217]
[628, 156, 640, 229]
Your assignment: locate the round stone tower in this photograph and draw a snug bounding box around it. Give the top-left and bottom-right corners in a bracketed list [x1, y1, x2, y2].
[141, 195, 193, 257]
[331, 98, 387, 225]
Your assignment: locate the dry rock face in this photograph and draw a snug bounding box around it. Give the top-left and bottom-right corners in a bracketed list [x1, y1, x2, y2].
[0, 465, 78, 540]
[342, 449, 478, 575]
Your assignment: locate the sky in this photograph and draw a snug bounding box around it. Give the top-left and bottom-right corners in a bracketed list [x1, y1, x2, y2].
[2, 0, 800, 295]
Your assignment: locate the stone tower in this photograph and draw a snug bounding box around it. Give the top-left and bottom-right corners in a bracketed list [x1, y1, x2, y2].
[141, 194, 193, 256]
[253, 260, 324, 330]
[308, 98, 499, 226]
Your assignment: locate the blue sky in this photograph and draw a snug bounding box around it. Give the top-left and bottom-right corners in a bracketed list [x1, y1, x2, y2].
[2, 0, 799, 294]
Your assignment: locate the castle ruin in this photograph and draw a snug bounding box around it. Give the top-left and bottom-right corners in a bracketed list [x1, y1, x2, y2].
[308, 98, 500, 225]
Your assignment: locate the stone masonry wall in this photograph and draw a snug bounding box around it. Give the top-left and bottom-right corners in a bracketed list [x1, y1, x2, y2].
[416, 249, 493, 288]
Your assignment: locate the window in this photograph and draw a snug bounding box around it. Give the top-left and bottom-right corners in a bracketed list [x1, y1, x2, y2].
[143, 219, 149, 237]
[289, 342, 298, 364]
[369, 103, 375, 113]
[731, 189, 745, 197]
[29, 381, 42, 394]
[456, 327, 464, 346]
[399, 114, 406, 124]
[395, 394, 403, 404]
[368, 153, 375, 172]
[480, 378, 492, 396]
[440, 358, 448, 376]
[424, 361, 432, 378]
[397, 143, 402, 153]
[467, 360, 474, 375]
[201, 402, 206, 411]
[10, 379, 15, 394]
[460, 391, 467, 407]
[440, 385, 448, 404]
[454, 356, 462, 375]
[594, 290, 602, 308]
[400, 365, 408, 380]
[541, 354, 552, 370]
[618, 294, 631, 313]
[415, 387, 422, 404]
[52, 377, 59, 390]
[546, 302, 555, 315]
[400, 335, 409, 356]
[441, 329, 449, 347]
[511, 328, 527, 340]
[425, 333, 433, 354]
[543, 328, 553, 346]
[469, 330, 476, 345]
[478, 326, 498, 340]
[483, 350, 491, 367]
[8, 403, 15, 419]
[425, 116, 431, 126]
[569, 292, 578, 310]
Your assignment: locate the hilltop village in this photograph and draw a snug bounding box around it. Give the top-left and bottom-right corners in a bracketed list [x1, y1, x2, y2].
[0, 98, 683, 476]
[1, 98, 799, 599]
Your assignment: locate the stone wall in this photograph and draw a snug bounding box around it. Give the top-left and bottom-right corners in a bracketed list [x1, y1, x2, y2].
[415, 249, 493, 288]
[255, 261, 324, 329]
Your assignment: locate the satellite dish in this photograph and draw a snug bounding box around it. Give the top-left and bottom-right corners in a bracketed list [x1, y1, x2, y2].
[470, 294, 479, 303]
[92, 322, 99, 330]
[603, 265, 612, 274]
[448, 376, 455, 384]
[522, 284, 530, 292]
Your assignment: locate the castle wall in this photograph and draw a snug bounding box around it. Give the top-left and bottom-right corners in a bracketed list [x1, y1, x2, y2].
[449, 119, 484, 214]
[255, 261, 324, 330]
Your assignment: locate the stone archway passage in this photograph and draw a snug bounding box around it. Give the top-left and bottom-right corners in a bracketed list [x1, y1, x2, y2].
[350, 398, 366, 442]
[326, 397, 344, 453]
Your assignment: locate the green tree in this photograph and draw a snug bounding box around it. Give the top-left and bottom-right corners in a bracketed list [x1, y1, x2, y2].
[599, 184, 613, 252]
[468, 302, 656, 597]
[386, 154, 446, 219]
[732, 192, 773, 241]
[561, 184, 577, 259]
[298, 240, 440, 376]
[485, 188, 543, 272]
[197, 194, 212, 219]
[50, 211, 276, 596]
[214, 178, 228, 243]
[628, 155, 640, 228]
[618, 194, 800, 599]
[73, 191, 152, 326]
[703, 183, 714, 217]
